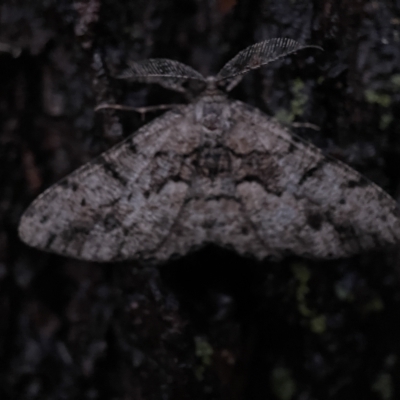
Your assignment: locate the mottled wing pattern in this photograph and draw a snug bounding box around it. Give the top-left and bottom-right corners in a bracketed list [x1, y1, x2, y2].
[226, 101, 400, 259]
[19, 106, 200, 262]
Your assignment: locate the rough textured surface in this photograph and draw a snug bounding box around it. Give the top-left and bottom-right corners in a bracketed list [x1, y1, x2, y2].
[2, 1, 400, 400]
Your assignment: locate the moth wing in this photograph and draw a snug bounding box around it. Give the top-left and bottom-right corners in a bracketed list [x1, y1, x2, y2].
[19, 105, 200, 262]
[227, 101, 400, 259]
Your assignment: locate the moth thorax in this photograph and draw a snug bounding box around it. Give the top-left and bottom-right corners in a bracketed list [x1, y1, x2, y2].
[196, 97, 230, 133]
[198, 146, 231, 177]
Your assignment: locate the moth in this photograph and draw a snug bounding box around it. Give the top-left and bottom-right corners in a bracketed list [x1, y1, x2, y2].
[19, 38, 400, 263]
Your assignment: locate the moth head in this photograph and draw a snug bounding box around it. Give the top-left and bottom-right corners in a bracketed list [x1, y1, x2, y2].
[118, 38, 321, 96]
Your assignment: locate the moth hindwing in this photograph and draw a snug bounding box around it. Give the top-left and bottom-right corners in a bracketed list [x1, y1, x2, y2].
[19, 39, 400, 262]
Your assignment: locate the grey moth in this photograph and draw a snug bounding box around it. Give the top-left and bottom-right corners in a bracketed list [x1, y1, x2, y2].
[19, 38, 400, 263]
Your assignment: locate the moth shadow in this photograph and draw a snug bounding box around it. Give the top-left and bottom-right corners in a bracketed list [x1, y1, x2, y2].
[160, 245, 264, 325]
[158, 244, 317, 329]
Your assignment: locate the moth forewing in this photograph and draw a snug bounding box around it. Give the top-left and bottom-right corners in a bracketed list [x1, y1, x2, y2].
[18, 105, 196, 262]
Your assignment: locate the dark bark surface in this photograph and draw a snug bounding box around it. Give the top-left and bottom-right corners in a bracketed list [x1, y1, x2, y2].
[1, 1, 400, 399]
